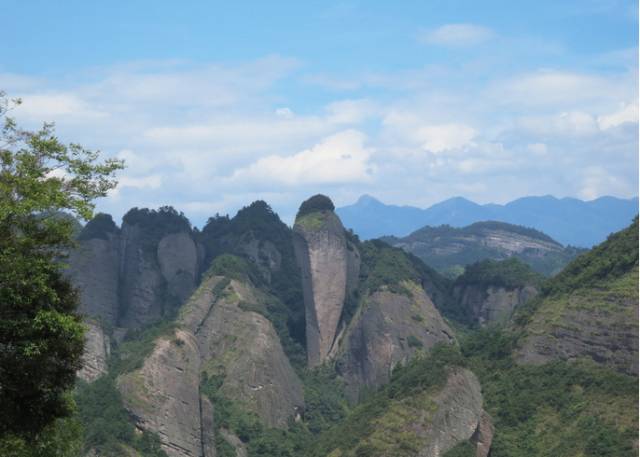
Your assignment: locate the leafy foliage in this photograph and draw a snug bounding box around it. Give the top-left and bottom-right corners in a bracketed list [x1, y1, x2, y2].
[0, 91, 123, 440]
[296, 194, 335, 219]
[359, 240, 423, 296]
[72, 319, 176, 456]
[514, 217, 639, 327]
[206, 254, 263, 285]
[200, 201, 307, 358]
[201, 373, 311, 457]
[0, 416, 82, 457]
[461, 328, 638, 457]
[75, 377, 167, 456]
[541, 217, 638, 297]
[309, 344, 465, 457]
[455, 257, 543, 289]
[122, 206, 191, 250]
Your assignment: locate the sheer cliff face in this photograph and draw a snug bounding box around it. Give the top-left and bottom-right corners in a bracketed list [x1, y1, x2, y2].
[118, 275, 303, 457]
[69, 215, 201, 331]
[337, 282, 455, 401]
[117, 329, 206, 457]
[77, 321, 111, 382]
[293, 210, 358, 367]
[452, 284, 538, 326]
[67, 232, 120, 326]
[181, 276, 304, 428]
[119, 224, 200, 329]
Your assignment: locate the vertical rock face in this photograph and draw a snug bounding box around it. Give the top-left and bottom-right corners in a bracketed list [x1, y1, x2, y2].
[471, 411, 495, 457]
[418, 369, 488, 457]
[293, 201, 356, 366]
[119, 223, 167, 328]
[181, 276, 304, 428]
[67, 231, 120, 326]
[77, 321, 111, 382]
[117, 329, 205, 457]
[118, 274, 304, 457]
[157, 232, 200, 308]
[338, 282, 455, 401]
[452, 284, 538, 326]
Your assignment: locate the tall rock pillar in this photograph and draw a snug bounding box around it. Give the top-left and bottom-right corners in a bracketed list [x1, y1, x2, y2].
[293, 195, 357, 367]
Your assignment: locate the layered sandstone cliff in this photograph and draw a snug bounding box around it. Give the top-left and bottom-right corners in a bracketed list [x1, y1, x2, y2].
[117, 274, 304, 457]
[337, 281, 454, 401]
[293, 199, 359, 367]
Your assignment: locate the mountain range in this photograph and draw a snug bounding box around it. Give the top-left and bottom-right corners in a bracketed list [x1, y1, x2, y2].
[336, 194, 639, 247]
[65, 197, 638, 457]
[382, 221, 585, 277]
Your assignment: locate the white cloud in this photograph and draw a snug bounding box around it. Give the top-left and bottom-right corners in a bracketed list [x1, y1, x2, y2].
[579, 166, 635, 200]
[3, 51, 636, 225]
[527, 143, 548, 156]
[228, 130, 374, 187]
[495, 70, 633, 109]
[420, 24, 494, 47]
[110, 175, 163, 197]
[382, 110, 477, 153]
[416, 124, 477, 153]
[325, 99, 377, 124]
[15, 93, 107, 121]
[518, 111, 600, 136]
[598, 102, 639, 129]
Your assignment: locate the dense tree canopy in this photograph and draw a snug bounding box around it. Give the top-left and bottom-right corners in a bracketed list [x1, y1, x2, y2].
[296, 194, 335, 219]
[0, 91, 123, 440]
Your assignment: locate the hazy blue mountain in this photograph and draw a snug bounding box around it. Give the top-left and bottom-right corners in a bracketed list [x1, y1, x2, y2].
[337, 194, 639, 247]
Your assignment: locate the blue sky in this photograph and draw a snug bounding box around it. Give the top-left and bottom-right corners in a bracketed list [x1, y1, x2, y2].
[1, 0, 638, 225]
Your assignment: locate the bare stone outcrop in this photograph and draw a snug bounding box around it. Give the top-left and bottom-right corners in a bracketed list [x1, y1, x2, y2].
[293, 209, 358, 366]
[119, 223, 199, 329]
[118, 275, 303, 457]
[181, 276, 304, 428]
[117, 329, 205, 457]
[453, 284, 538, 326]
[337, 282, 455, 402]
[157, 232, 199, 306]
[418, 368, 490, 457]
[77, 321, 111, 382]
[67, 234, 120, 326]
[516, 277, 639, 375]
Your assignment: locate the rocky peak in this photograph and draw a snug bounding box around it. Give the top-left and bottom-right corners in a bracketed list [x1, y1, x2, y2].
[293, 195, 359, 367]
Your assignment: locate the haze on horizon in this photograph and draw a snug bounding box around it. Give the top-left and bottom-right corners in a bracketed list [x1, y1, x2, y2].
[1, 0, 638, 225]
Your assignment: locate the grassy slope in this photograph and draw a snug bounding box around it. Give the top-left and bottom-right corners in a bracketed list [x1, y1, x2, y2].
[458, 219, 640, 457]
[514, 218, 639, 370]
[461, 329, 638, 457]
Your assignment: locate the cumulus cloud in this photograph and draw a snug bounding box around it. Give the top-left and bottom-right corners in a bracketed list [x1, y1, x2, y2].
[382, 111, 477, 153]
[110, 175, 163, 197]
[3, 48, 636, 224]
[228, 130, 374, 187]
[598, 102, 639, 129]
[420, 24, 494, 46]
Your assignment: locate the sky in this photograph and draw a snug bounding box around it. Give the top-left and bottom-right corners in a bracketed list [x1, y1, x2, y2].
[1, 0, 638, 225]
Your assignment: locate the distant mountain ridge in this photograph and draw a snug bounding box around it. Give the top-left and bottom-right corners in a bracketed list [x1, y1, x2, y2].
[337, 194, 639, 247]
[383, 220, 584, 277]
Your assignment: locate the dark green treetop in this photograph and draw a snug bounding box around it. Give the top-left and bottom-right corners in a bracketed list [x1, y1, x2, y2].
[296, 194, 335, 219]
